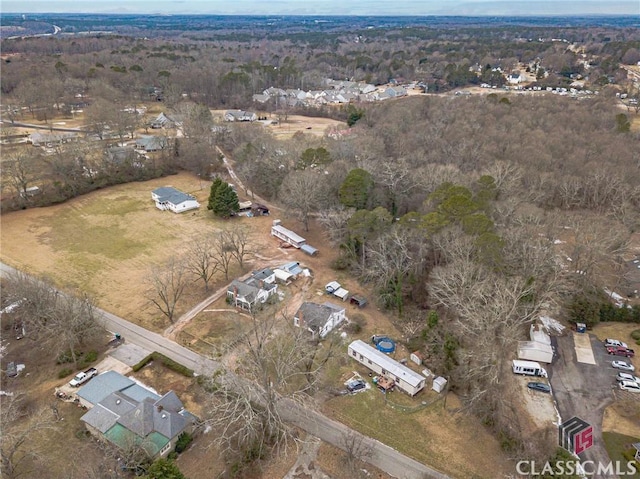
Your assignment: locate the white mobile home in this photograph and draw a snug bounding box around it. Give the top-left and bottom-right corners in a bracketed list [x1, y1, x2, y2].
[348, 340, 425, 396]
[512, 359, 548, 378]
[271, 220, 306, 248]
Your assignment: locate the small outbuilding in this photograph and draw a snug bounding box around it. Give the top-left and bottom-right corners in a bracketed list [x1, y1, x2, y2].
[432, 376, 448, 393]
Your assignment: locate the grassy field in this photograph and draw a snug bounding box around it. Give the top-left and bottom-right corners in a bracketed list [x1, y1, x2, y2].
[602, 432, 640, 478]
[0, 171, 251, 331]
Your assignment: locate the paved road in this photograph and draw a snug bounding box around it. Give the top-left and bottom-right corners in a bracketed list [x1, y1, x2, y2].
[0, 118, 87, 133]
[550, 333, 617, 478]
[0, 262, 448, 479]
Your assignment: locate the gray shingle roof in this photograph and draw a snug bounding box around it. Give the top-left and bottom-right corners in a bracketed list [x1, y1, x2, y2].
[295, 302, 343, 332]
[152, 187, 196, 206]
[77, 371, 135, 407]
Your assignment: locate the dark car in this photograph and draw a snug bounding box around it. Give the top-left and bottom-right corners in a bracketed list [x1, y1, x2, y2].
[527, 382, 551, 393]
[5, 362, 17, 378]
[607, 346, 635, 358]
[346, 379, 366, 393]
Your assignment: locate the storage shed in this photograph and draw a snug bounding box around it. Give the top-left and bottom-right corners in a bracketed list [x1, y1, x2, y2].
[347, 340, 425, 396]
[432, 376, 448, 393]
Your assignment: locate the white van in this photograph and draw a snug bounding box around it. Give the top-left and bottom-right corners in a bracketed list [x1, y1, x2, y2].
[512, 360, 548, 378]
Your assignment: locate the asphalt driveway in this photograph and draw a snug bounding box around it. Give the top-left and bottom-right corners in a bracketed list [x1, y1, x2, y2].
[550, 333, 619, 477]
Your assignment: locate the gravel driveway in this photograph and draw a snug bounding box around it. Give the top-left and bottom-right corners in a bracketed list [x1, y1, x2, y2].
[550, 333, 618, 476]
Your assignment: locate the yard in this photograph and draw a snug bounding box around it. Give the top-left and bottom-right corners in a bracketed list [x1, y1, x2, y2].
[0, 171, 284, 331]
[322, 381, 514, 479]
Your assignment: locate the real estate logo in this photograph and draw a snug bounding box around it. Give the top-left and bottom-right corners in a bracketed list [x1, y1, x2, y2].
[559, 416, 593, 454]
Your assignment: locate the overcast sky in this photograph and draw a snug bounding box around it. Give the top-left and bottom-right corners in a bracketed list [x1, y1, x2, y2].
[2, 0, 639, 16]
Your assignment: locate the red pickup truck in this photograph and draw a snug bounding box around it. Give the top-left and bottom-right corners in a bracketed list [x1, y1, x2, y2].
[607, 346, 635, 358]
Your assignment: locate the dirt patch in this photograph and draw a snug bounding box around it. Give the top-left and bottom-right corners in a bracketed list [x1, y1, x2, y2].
[514, 374, 558, 430]
[602, 401, 640, 437]
[210, 109, 347, 140]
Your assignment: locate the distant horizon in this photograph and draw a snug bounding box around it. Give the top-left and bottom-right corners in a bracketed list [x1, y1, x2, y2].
[2, 1, 639, 17]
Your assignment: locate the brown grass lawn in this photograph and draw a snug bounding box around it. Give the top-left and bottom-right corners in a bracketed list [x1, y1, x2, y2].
[210, 109, 347, 140]
[323, 388, 514, 479]
[0, 171, 279, 331]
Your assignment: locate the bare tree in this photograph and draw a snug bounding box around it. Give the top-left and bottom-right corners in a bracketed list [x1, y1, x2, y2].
[225, 225, 253, 270]
[339, 430, 374, 477]
[203, 308, 337, 459]
[147, 257, 189, 323]
[1, 394, 60, 479]
[186, 236, 219, 292]
[211, 231, 236, 281]
[40, 292, 103, 367]
[5, 150, 42, 205]
[3, 272, 103, 366]
[278, 170, 330, 232]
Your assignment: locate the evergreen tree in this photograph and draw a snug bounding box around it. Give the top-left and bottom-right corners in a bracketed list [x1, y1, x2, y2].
[212, 183, 239, 218]
[142, 458, 186, 479]
[339, 168, 374, 210]
[207, 176, 224, 211]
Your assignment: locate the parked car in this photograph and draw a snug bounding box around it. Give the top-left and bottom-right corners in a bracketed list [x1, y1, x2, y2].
[607, 346, 635, 358]
[527, 382, 551, 393]
[5, 361, 17, 378]
[69, 367, 98, 387]
[616, 372, 640, 384]
[612, 360, 635, 372]
[618, 380, 640, 393]
[604, 338, 628, 348]
[346, 379, 366, 393]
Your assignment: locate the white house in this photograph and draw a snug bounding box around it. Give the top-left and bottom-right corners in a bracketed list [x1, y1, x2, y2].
[348, 340, 426, 396]
[151, 187, 200, 213]
[508, 71, 523, 84]
[294, 302, 346, 339]
[227, 277, 278, 310]
[224, 110, 257, 122]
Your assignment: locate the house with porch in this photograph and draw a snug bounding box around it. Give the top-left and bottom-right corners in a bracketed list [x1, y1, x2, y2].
[79, 371, 196, 459]
[294, 302, 346, 339]
[227, 275, 278, 310]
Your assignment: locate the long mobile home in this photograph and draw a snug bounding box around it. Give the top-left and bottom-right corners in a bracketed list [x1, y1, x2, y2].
[271, 220, 306, 248]
[348, 340, 425, 396]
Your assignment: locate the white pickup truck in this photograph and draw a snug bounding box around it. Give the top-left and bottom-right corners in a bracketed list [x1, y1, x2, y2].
[69, 367, 98, 387]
